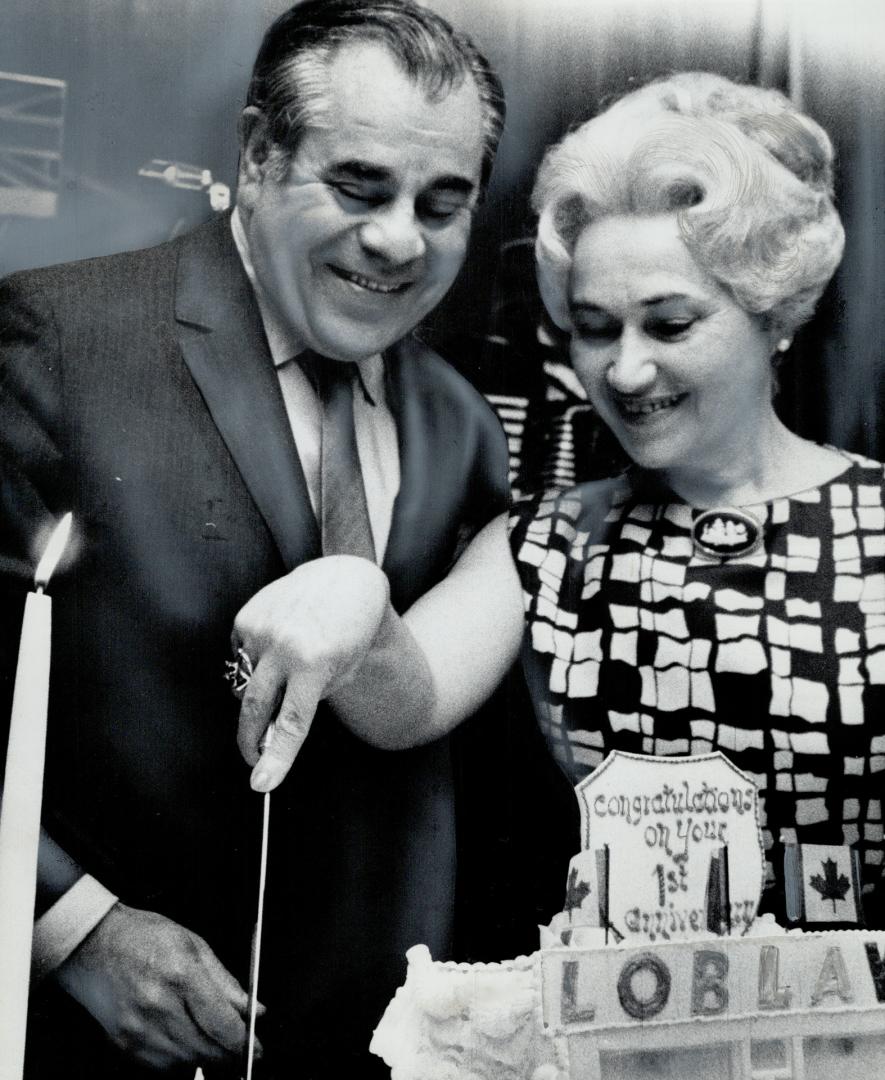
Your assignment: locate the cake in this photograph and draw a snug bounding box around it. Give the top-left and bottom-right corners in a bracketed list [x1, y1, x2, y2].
[371, 751, 885, 1080]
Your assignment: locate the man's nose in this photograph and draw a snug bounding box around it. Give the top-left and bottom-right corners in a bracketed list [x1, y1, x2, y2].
[358, 203, 426, 265]
[606, 329, 657, 394]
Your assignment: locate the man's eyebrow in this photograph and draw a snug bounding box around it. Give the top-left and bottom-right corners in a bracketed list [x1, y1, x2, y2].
[326, 160, 392, 183]
[427, 176, 476, 197]
[325, 161, 476, 196]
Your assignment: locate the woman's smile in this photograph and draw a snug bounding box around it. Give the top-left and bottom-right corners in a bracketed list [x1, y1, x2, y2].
[613, 391, 689, 423]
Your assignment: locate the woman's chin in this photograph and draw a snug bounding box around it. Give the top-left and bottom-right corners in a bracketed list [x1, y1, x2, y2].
[613, 436, 682, 475]
[603, 396, 693, 472]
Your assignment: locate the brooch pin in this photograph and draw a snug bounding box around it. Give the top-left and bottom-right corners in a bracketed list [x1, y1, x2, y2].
[692, 507, 763, 560]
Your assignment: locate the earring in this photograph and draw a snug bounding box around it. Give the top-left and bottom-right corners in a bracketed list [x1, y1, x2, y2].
[775, 338, 792, 353]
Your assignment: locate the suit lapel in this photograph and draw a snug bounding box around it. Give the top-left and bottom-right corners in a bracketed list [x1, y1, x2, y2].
[382, 337, 457, 609]
[174, 215, 320, 569]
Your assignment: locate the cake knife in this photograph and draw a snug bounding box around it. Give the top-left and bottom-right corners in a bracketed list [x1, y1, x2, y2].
[243, 722, 274, 1080]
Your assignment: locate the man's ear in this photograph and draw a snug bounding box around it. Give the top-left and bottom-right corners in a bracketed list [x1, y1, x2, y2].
[238, 106, 273, 188]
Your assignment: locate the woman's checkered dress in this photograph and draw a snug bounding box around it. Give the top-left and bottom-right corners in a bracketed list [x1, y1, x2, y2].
[509, 452, 885, 916]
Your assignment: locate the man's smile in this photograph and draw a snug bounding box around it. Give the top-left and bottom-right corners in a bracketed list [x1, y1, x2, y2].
[328, 265, 413, 295]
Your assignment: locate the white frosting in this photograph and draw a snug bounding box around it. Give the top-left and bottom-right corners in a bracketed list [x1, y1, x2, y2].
[369, 945, 558, 1080]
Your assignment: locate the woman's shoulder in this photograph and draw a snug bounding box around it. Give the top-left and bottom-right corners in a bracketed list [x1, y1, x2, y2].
[803, 449, 885, 520]
[509, 475, 631, 557]
[828, 449, 885, 484]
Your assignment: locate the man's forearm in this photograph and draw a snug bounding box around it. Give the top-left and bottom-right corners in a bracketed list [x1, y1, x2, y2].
[33, 874, 119, 981]
[31, 825, 119, 980]
[36, 826, 85, 916]
[32, 826, 118, 979]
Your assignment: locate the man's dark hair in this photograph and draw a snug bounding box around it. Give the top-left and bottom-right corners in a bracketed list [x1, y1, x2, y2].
[246, 0, 505, 191]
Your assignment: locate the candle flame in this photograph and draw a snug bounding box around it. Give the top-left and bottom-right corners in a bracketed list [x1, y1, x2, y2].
[34, 513, 73, 589]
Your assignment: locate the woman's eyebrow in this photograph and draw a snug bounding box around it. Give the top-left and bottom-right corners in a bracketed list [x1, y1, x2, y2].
[566, 293, 695, 313]
[643, 293, 693, 307]
[569, 301, 610, 314]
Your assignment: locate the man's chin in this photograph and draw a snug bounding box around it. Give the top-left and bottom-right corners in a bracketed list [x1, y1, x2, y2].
[309, 326, 413, 363]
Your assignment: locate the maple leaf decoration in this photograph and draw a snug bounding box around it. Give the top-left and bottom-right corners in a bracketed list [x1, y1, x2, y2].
[565, 866, 591, 915]
[809, 858, 851, 914]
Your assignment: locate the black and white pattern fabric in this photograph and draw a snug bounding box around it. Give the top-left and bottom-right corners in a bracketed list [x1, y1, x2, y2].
[509, 452, 885, 907]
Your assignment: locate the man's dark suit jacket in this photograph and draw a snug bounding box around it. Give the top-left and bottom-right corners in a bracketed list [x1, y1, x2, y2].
[0, 213, 511, 1078]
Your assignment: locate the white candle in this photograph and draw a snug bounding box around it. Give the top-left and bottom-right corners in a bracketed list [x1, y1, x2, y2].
[0, 514, 72, 1080]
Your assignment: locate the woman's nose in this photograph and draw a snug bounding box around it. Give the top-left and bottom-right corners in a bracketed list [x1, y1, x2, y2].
[358, 204, 426, 266]
[606, 329, 657, 394]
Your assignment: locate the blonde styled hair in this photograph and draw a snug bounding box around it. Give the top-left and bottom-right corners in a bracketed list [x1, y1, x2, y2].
[533, 72, 845, 338]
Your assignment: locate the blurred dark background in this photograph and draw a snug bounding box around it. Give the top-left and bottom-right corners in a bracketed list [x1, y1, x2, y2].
[1, 0, 883, 481]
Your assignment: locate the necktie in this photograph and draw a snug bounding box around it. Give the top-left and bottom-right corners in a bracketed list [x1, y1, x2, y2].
[303, 354, 377, 562]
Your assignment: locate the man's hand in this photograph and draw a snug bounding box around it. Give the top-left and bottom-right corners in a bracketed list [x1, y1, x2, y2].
[232, 555, 391, 792]
[53, 903, 259, 1069]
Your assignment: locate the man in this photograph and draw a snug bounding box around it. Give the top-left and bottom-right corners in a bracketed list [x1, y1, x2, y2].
[0, 3, 513, 1076]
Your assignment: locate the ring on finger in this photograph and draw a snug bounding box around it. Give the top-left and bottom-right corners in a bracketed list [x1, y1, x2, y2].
[224, 646, 253, 699]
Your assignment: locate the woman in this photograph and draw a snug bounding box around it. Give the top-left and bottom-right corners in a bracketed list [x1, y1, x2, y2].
[420, 69, 881, 920]
[240, 72, 883, 920]
[500, 72, 883, 916]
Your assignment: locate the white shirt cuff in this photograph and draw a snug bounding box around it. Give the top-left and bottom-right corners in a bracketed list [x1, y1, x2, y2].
[31, 874, 119, 981]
